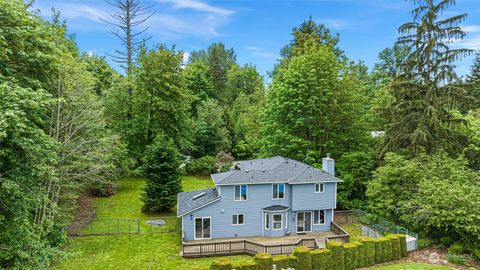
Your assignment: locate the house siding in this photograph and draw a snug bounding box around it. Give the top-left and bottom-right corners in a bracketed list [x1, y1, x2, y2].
[291, 182, 336, 211]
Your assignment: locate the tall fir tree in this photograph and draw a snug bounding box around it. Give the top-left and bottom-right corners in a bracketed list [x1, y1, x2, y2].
[381, 0, 472, 156]
[465, 51, 480, 110]
[141, 136, 182, 212]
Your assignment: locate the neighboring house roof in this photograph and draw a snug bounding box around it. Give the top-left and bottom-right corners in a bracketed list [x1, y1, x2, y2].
[212, 156, 342, 185]
[177, 188, 220, 217]
[263, 205, 289, 212]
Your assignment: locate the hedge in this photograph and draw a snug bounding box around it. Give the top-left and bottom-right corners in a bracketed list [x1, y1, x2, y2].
[343, 243, 358, 270]
[254, 252, 273, 270]
[393, 234, 408, 257]
[386, 234, 402, 260]
[374, 238, 386, 263]
[273, 255, 288, 269]
[293, 246, 311, 270]
[311, 248, 332, 270]
[237, 261, 256, 270]
[359, 237, 376, 266]
[351, 241, 364, 268]
[382, 237, 393, 262]
[210, 259, 232, 270]
[326, 241, 345, 270]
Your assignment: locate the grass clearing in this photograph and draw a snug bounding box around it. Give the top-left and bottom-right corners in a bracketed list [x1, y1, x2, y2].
[341, 223, 361, 242]
[56, 176, 250, 270]
[367, 262, 456, 269]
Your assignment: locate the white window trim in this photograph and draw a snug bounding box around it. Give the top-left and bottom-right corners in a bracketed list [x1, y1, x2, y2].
[296, 211, 313, 233]
[232, 214, 245, 226]
[313, 210, 326, 225]
[285, 212, 288, 229]
[194, 217, 211, 240]
[272, 213, 283, 230]
[234, 185, 248, 201]
[272, 183, 286, 200]
[265, 213, 270, 230]
[315, 183, 325, 193]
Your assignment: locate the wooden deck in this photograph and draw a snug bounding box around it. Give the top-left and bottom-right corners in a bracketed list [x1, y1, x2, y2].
[182, 221, 349, 258]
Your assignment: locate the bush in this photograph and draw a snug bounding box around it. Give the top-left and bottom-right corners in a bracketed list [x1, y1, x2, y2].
[93, 180, 117, 197]
[447, 254, 465, 265]
[473, 249, 480, 260]
[418, 238, 433, 249]
[394, 234, 408, 257]
[374, 238, 385, 263]
[311, 248, 332, 270]
[293, 246, 311, 270]
[380, 237, 393, 262]
[210, 259, 232, 270]
[343, 243, 359, 270]
[326, 241, 345, 270]
[386, 234, 401, 260]
[352, 241, 364, 268]
[273, 255, 289, 269]
[448, 243, 466, 255]
[185, 156, 216, 175]
[238, 261, 256, 270]
[359, 237, 376, 266]
[254, 252, 273, 270]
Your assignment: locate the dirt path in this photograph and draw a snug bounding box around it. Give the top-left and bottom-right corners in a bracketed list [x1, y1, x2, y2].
[67, 192, 95, 236]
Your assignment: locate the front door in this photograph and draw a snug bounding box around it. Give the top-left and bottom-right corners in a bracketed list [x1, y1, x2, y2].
[194, 217, 211, 239]
[297, 212, 312, 233]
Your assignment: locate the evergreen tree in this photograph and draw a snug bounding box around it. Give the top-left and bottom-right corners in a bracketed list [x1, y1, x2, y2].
[465, 51, 480, 110]
[141, 136, 182, 212]
[381, 0, 472, 156]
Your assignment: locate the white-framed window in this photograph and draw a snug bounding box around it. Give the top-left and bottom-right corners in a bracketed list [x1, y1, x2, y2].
[232, 214, 244, 225]
[273, 214, 282, 230]
[234, 185, 248, 201]
[272, 183, 285, 199]
[313, 210, 325, 225]
[315, 183, 325, 193]
[265, 213, 270, 230]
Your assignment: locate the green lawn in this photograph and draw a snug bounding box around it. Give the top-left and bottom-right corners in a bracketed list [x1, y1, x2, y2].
[368, 262, 455, 269]
[56, 176, 250, 270]
[341, 223, 361, 242]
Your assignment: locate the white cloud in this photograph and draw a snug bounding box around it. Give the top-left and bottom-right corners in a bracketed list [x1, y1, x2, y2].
[183, 51, 191, 63]
[245, 46, 275, 59]
[157, 0, 234, 16]
[36, 3, 108, 24]
[456, 35, 480, 50]
[462, 25, 480, 33]
[318, 19, 349, 30]
[86, 50, 96, 57]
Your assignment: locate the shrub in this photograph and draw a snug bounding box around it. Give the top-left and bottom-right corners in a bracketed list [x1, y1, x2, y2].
[418, 238, 433, 249]
[326, 241, 345, 270]
[351, 241, 364, 268]
[448, 243, 466, 255]
[287, 255, 298, 268]
[254, 252, 273, 270]
[359, 237, 376, 266]
[374, 238, 385, 263]
[473, 249, 480, 259]
[447, 254, 465, 265]
[386, 234, 401, 260]
[311, 248, 332, 270]
[273, 255, 292, 270]
[293, 246, 311, 270]
[393, 234, 408, 257]
[380, 237, 393, 262]
[343, 243, 358, 270]
[210, 259, 232, 270]
[93, 180, 118, 197]
[185, 156, 216, 175]
[238, 261, 256, 270]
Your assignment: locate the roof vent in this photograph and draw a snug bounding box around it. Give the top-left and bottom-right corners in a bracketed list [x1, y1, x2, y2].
[262, 169, 265, 172]
[192, 192, 206, 200]
[246, 169, 249, 173]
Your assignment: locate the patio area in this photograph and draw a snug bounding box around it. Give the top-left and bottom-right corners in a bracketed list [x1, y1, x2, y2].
[182, 222, 350, 257]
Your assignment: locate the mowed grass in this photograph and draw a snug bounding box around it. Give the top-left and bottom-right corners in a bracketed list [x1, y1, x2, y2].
[367, 262, 455, 269]
[56, 176, 251, 270]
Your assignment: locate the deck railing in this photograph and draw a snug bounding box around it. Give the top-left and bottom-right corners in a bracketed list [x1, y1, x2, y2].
[182, 237, 318, 258]
[325, 221, 350, 244]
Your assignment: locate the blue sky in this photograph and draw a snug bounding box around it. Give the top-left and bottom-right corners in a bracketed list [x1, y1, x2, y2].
[33, 0, 480, 78]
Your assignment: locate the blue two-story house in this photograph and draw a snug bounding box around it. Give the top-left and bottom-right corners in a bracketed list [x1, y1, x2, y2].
[177, 155, 342, 241]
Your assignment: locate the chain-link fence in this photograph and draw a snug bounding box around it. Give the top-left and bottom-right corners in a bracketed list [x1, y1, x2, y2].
[72, 218, 140, 236]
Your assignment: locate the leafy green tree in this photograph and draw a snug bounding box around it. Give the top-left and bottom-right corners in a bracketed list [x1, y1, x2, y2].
[132, 45, 193, 158]
[225, 64, 264, 105]
[183, 61, 214, 115]
[367, 151, 480, 248]
[260, 46, 369, 164]
[82, 53, 118, 95]
[193, 99, 230, 157]
[381, 0, 472, 156]
[141, 136, 182, 212]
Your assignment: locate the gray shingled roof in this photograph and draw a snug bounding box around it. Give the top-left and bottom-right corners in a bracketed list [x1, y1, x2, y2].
[211, 156, 342, 185]
[263, 205, 289, 212]
[177, 188, 219, 216]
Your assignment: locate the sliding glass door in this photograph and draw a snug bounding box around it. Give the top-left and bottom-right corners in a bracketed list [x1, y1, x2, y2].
[194, 217, 211, 239]
[296, 212, 312, 233]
